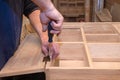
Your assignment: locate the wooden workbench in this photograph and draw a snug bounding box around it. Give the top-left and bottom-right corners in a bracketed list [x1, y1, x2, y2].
[0, 22, 120, 80]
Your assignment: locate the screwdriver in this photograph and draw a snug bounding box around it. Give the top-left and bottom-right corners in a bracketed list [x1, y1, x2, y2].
[43, 22, 54, 69]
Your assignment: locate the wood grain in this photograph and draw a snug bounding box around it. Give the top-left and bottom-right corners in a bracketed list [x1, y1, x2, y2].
[0, 34, 44, 77]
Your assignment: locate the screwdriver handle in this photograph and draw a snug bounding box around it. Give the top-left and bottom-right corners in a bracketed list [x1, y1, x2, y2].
[48, 22, 54, 43]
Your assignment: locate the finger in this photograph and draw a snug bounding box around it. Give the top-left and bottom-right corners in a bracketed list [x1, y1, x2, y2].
[52, 53, 59, 60]
[57, 31, 61, 36]
[41, 47, 49, 56]
[51, 20, 63, 31]
[48, 45, 54, 59]
[52, 47, 59, 60]
[52, 44, 59, 60]
[50, 30, 60, 34]
[42, 24, 48, 32]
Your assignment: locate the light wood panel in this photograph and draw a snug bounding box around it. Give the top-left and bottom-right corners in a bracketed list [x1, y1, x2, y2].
[0, 34, 44, 77]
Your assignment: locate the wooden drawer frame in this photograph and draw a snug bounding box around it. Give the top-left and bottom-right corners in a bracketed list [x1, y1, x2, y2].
[0, 22, 120, 80]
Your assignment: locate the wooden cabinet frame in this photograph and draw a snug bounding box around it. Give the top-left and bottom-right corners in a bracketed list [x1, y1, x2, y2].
[0, 22, 120, 80]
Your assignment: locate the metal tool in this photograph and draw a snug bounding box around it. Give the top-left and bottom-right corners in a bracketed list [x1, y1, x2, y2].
[43, 22, 54, 69]
[43, 55, 50, 69]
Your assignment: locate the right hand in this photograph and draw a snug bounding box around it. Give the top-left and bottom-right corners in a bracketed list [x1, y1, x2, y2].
[40, 7, 64, 35]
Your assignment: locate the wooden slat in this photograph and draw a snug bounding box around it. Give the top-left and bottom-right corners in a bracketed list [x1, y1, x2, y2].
[81, 27, 93, 67]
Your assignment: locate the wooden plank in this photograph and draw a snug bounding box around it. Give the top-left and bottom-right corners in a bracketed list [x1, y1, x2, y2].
[0, 34, 44, 77]
[81, 27, 93, 67]
[93, 62, 120, 69]
[46, 68, 120, 80]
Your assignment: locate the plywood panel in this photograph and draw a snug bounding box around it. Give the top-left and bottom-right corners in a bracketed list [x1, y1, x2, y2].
[0, 34, 44, 77]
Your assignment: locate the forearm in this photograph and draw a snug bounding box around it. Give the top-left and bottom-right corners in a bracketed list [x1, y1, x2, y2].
[31, 0, 54, 11]
[28, 10, 48, 42]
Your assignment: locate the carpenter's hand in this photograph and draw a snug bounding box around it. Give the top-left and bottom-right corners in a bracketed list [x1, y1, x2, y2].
[40, 7, 64, 35]
[41, 41, 59, 60]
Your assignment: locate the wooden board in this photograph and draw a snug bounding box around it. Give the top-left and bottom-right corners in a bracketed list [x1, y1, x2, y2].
[0, 22, 120, 80]
[0, 34, 44, 77]
[46, 68, 120, 80]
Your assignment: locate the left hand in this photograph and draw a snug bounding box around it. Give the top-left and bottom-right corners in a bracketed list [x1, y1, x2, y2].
[41, 40, 59, 60]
